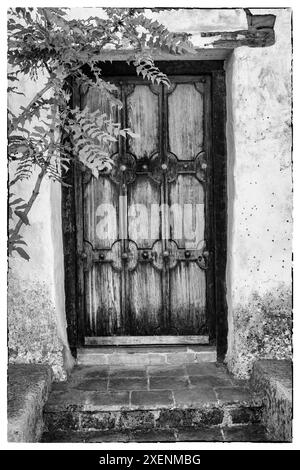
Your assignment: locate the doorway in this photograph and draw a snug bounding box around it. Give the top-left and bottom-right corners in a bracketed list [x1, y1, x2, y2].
[62, 61, 227, 358]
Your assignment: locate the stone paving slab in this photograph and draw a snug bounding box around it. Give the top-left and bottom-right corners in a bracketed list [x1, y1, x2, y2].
[215, 387, 253, 404]
[190, 375, 232, 388]
[46, 363, 262, 412]
[108, 377, 148, 391]
[46, 390, 131, 412]
[186, 362, 230, 377]
[147, 365, 187, 377]
[44, 361, 266, 444]
[150, 376, 189, 390]
[109, 367, 147, 378]
[174, 387, 218, 407]
[131, 390, 174, 409]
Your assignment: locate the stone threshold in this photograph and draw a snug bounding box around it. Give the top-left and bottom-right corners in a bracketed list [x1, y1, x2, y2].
[77, 345, 216, 366]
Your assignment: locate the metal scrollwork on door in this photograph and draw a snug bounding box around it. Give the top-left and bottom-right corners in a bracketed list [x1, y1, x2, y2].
[80, 239, 210, 273]
[110, 153, 137, 185]
[147, 153, 178, 184]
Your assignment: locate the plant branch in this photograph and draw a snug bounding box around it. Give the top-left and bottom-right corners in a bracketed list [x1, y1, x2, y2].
[9, 104, 58, 240]
[9, 81, 53, 134]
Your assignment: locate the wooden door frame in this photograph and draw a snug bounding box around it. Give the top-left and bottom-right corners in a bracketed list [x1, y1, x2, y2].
[62, 60, 227, 361]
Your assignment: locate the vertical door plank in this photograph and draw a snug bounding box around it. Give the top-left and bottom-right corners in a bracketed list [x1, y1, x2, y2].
[83, 85, 121, 336]
[126, 84, 163, 334]
[167, 81, 207, 334]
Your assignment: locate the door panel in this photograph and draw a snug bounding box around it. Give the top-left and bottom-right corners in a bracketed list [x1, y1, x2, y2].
[84, 176, 119, 249]
[128, 263, 162, 335]
[168, 83, 204, 160]
[80, 76, 212, 340]
[128, 175, 161, 248]
[169, 174, 205, 249]
[127, 84, 159, 158]
[85, 264, 122, 336]
[170, 262, 206, 334]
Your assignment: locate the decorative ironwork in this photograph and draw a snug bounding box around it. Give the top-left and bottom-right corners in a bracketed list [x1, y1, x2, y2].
[110, 153, 136, 185]
[81, 238, 210, 273]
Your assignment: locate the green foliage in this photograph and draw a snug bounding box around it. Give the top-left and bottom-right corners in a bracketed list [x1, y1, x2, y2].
[8, 7, 195, 260]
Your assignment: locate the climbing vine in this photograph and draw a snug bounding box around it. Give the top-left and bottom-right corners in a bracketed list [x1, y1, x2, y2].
[8, 7, 195, 260]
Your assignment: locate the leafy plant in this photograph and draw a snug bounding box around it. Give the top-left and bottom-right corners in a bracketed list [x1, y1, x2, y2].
[8, 7, 195, 260]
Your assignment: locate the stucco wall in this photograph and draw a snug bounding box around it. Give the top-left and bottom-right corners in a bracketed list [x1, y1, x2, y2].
[8, 79, 75, 381]
[8, 8, 292, 380]
[225, 9, 292, 377]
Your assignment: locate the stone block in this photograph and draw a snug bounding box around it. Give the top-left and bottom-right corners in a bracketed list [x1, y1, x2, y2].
[177, 426, 223, 442]
[250, 359, 292, 442]
[118, 410, 155, 430]
[229, 405, 263, 424]
[156, 407, 223, 428]
[80, 411, 117, 431]
[44, 411, 80, 432]
[195, 351, 217, 362]
[223, 424, 269, 442]
[8, 364, 53, 442]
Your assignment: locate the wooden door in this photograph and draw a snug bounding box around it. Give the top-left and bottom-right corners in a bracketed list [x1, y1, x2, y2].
[78, 75, 213, 344]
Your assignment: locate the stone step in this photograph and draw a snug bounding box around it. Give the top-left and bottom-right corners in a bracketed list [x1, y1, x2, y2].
[250, 359, 292, 442]
[77, 345, 217, 366]
[43, 362, 265, 442]
[42, 424, 271, 443]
